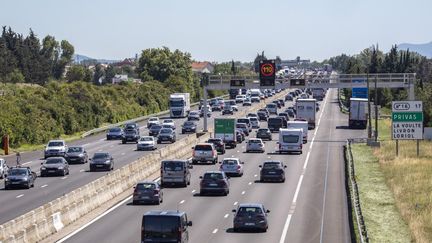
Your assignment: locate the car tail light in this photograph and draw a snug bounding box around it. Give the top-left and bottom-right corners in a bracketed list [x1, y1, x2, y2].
[178, 227, 182, 239]
[300, 144, 303, 149]
[212, 150, 215, 157]
[279, 144, 282, 150]
[193, 150, 197, 157]
[154, 189, 159, 195]
[236, 165, 241, 171]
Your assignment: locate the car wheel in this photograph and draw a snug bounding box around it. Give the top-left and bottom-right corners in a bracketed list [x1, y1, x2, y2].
[122, 141, 126, 144]
[187, 179, 191, 185]
[4, 186, 9, 190]
[233, 227, 239, 232]
[26, 182, 31, 189]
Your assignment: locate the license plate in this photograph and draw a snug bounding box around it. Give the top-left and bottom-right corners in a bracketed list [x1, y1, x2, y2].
[245, 223, 255, 226]
[48, 170, 55, 173]
[11, 182, 20, 184]
[268, 171, 276, 174]
[141, 196, 150, 199]
[96, 165, 103, 167]
[209, 183, 218, 186]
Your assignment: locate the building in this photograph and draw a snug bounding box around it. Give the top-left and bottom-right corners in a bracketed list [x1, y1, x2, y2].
[191, 61, 214, 73]
[280, 57, 311, 68]
[112, 74, 129, 84]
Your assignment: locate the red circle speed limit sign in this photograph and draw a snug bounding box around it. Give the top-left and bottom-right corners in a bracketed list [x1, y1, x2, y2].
[260, 63, 274, 77]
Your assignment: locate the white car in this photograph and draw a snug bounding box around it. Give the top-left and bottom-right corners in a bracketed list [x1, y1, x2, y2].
[0, 158, 9, 179]
[162, 119, 175, 128]
[249, 117, 260, 129]
[147, 117, 160, 128]
[137, 136, 156, 151]
[44, 140, 67, 159]
[235, 95, 246, 103]
[219, 158, 244, 176]
[246, 138, 265, 153]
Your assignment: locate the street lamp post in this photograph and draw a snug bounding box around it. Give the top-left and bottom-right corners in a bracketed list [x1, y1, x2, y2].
[202, 70, 210, 132]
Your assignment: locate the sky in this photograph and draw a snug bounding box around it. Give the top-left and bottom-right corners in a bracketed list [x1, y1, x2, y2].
[1, 0, 432, 62]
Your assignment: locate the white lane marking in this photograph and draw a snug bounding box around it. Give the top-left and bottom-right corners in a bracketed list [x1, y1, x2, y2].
[58, 177, 161, 243]
[121, 153, 125, 156]
[80, 169, 85, 172]
[241, 191, 245, 195]
[292, 175, 304, 203]
[110, 145, 114, 148]
[254, 174, 257, 177]
[233, 201, 238, 206]
[98, 149, 102, 152]
[279, 88, 330, 243]
[61, 176, 68, 180]
[82, 143, 90, 147]
[22, 161, 32, 166]
[224, 214, 229, 218]
[41, 184, 48, 188]
[191, 190, 196, 194]
[303, 152, 311, 170]
[179, 200, 185, 204]
[267, 156, 271, 159]
[248, 182, 252, 185]
[99, 138, 105, 141]
[16, 194, 24, 198]
[237, 150, 240, 153]
[212, 228, 218, 234]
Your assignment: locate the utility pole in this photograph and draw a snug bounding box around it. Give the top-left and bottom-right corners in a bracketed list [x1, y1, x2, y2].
[202, 71, 210, 132]
[367, 73, 372, 139]
[374, 76, 378, 141]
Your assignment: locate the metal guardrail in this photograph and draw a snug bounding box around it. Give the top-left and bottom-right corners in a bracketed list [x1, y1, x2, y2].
[346, 140, 369, 243]
[81, 95, 228, 138]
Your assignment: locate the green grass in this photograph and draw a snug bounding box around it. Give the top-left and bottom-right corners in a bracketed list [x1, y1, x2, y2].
[351, 144, 412, 243]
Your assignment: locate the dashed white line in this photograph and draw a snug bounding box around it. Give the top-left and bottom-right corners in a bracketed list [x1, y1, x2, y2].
[41, 184, 48, 188]
[293, 175, 304, 203]
[80, 169, 85, 172]
[224, 214, 229, 218]
[279, 214, 293, 243]
[212, 228, 218, 234]
[303, 152, 311, 170]
[110, 145, 114, 148]
[241, 191, 246, 195]
[233, 201, 238, 206]
[22, 161, 32, 166]
[99, 138, 105, 141]
[191, 190, 196, 194]
[179, 200, 185, 204]
[82, 143, 90, 147]
[61, 176, 68, 180]
[248, 182, 252, 185]
[98, 149, 102, 152]
[16, 194, 24, 198]
[254, 174, 257, 177]
[121, 153, 125, 156]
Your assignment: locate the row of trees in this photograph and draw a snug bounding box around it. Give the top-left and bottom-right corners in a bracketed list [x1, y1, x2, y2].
[0, 27, 74, 84]
[325, 45, 432, 125]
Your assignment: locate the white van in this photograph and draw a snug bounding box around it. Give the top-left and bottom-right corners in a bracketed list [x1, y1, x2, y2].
[278, 128, 303, 154]
[287, 121, 308, 143]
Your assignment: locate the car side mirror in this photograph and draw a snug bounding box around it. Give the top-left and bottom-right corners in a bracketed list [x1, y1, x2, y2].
[266, 209, 270, 213]
[191, 146, 195, 149]
[189, 165, 193, 169]
[241, 162, 245, 164]
[276, 142, 279, 144]
[187, 221, 193, 227]
[219, 161, 222, 164]
[199, 176, 203, 179]
[41, 162, 43, 165]
[284, 165, 287, 168]
[89, 158, 92, 161]
[259, 165, 262, 168]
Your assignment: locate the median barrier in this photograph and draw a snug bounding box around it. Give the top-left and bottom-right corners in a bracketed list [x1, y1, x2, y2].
[0, 91, 287, 242]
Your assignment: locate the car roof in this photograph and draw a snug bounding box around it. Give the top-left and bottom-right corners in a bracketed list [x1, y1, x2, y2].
[238, 203, 264, 208]
[204, 171, 223, 174]
[48, 140, 65, 143]
[223, 157, 239, 161]
[144, 210, 186, 217]
[263, 160, 282, 164]
[162, 159, 188, 163]
[46, 157, 65, 160]
[137, 180, 158, 185]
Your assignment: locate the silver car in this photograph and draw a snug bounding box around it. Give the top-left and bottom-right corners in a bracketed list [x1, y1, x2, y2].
[219, 158, 244, 176]
[249, 117, 260, 129]
[246, 138, 265, 153]
[137, 136, 156, 151]
[192, 143, 218, 164]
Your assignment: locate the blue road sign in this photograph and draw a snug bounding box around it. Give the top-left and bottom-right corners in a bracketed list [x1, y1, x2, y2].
[352, 79, 368, 98]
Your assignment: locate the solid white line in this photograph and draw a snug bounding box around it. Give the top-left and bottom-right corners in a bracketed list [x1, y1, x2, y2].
[279, 214, 292, 243]
[224, 214, 229, 218]
[212, 228, 218, 234]
[16, 194, 24, 198]
[41, 184, 48, 188]
[179, 200, 185, 204]
[82, 143, 90, 147]
[292, 175, 304, 203]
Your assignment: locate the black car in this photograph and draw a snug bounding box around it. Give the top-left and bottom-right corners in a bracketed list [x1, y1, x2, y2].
[4, 167, 36, 189]
[157, 128, 176, 144]
[106, 127, 124, 140]
[65, 146, 88, 164]
[258, 108, 269, 117]
[222, 105, 234, 115]
[141, 211, 192, 243]
[233, 203, 270, 232]
[149, 125, 162, 137]
[285, 94, 293, 101]
[124, 122, 139, 132]
[272, 100, 281, 109]
[133, 181, 163, 205]
[257, 111, 268, 121]
[207, 138, 226, 154]
[236, 129, 245, 143]
[40, 157, 69, 176]
[286, 109, 295, 118]
[256, 128, 272, 141]
[267, 117, 284, 132]
[199, 171, 230, 196]
[278, 112, 289, 122]
[259, 161, 287, 182]
[182, 121, 197, 134]
[89, 152, 114, 171]
[122, 129, 140, 144]
[278, 99, 285, 107]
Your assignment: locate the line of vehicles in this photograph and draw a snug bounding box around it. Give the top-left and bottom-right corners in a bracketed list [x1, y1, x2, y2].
[138, 88, 326, 242]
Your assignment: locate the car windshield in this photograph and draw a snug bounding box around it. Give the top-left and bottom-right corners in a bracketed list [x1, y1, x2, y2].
[203, 173, 223, 180]
[194, 145, 212, 151]
[162, 125, 173, 128]
[236, 124, 246, 128]
[8, 169, 27, 176]
[237, 207, 263, 216]
[136, 183, 156, 190]
[163, 120, 173, 123]
[222, 159, 239, 165]
[258, 129, 268, 132]
[250, 117, 258, 121]
[46, 158, 63, 164]
[266, 104, 276, 108]
[67, 147, 82, 153]
[249, 139, 261, 144]
[151, 125, 162, 130]
[190, 112, 198, 115]
[125, 124, 137, 129]
[160, 129, 172, 134]
[237, 119, 249, 123]
[268, 118, 282, 124]
[109, 128, 121, 132]
[140, 137, 153, 141]
[163, 161, 184, 171]
[149, 118, 158, 122]
[48, 141, 64, 147]
[143, 216, 179, 239]
[283, 135, 299, 143]
[184, 122, 194, 126]
[93, 153, 109, 159]
[170, 100, 184, 107]
[207, 139, 221, 143]
[263, 162, 281, 169]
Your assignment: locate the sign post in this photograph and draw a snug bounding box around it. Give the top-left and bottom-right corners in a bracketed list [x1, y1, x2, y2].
[392, 101, 423, 156]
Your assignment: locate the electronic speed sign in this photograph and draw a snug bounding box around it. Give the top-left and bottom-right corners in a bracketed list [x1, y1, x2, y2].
[230, 79, 245, 87]
[259, 60, 276, 87]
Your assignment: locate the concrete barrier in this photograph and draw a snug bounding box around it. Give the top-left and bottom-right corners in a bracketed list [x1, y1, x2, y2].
[0, 90, 288, 242]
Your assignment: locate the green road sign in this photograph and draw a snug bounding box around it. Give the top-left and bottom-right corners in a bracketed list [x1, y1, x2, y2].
[215, 119, 235, 133]
[391, 112, 423, 122]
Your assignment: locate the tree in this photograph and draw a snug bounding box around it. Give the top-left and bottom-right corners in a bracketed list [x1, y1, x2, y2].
[104, 65, 116, 84]
[92, 64, 104, 85]
[253, 51, 266, 72]
[66, 65, 91, 82]
[230, 60, 236, 75]
[53, 40, 74, 79]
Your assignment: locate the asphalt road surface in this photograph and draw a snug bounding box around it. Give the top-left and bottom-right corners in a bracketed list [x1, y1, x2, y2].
[60, 88, 366, 243]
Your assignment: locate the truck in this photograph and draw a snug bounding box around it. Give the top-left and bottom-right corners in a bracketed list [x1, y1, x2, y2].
[295, 98, 317, 129]
[169, 93, 191, 118]
[349, 98, 368, 129]
[214, 118, 237, 148]
[312, 88, 325, 101]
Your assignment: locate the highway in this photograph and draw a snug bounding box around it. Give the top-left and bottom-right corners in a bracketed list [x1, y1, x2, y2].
[0, 94, 276, 224]
[60, 88, 366, 243]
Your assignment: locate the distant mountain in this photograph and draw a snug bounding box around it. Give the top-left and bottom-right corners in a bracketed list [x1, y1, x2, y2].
[73, 54, 119, 64]
[397, 42, 432, 58]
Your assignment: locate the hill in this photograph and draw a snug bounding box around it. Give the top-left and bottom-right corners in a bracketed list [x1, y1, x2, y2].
[73, 54, 119, 64]
[398, 42, 432, 58]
